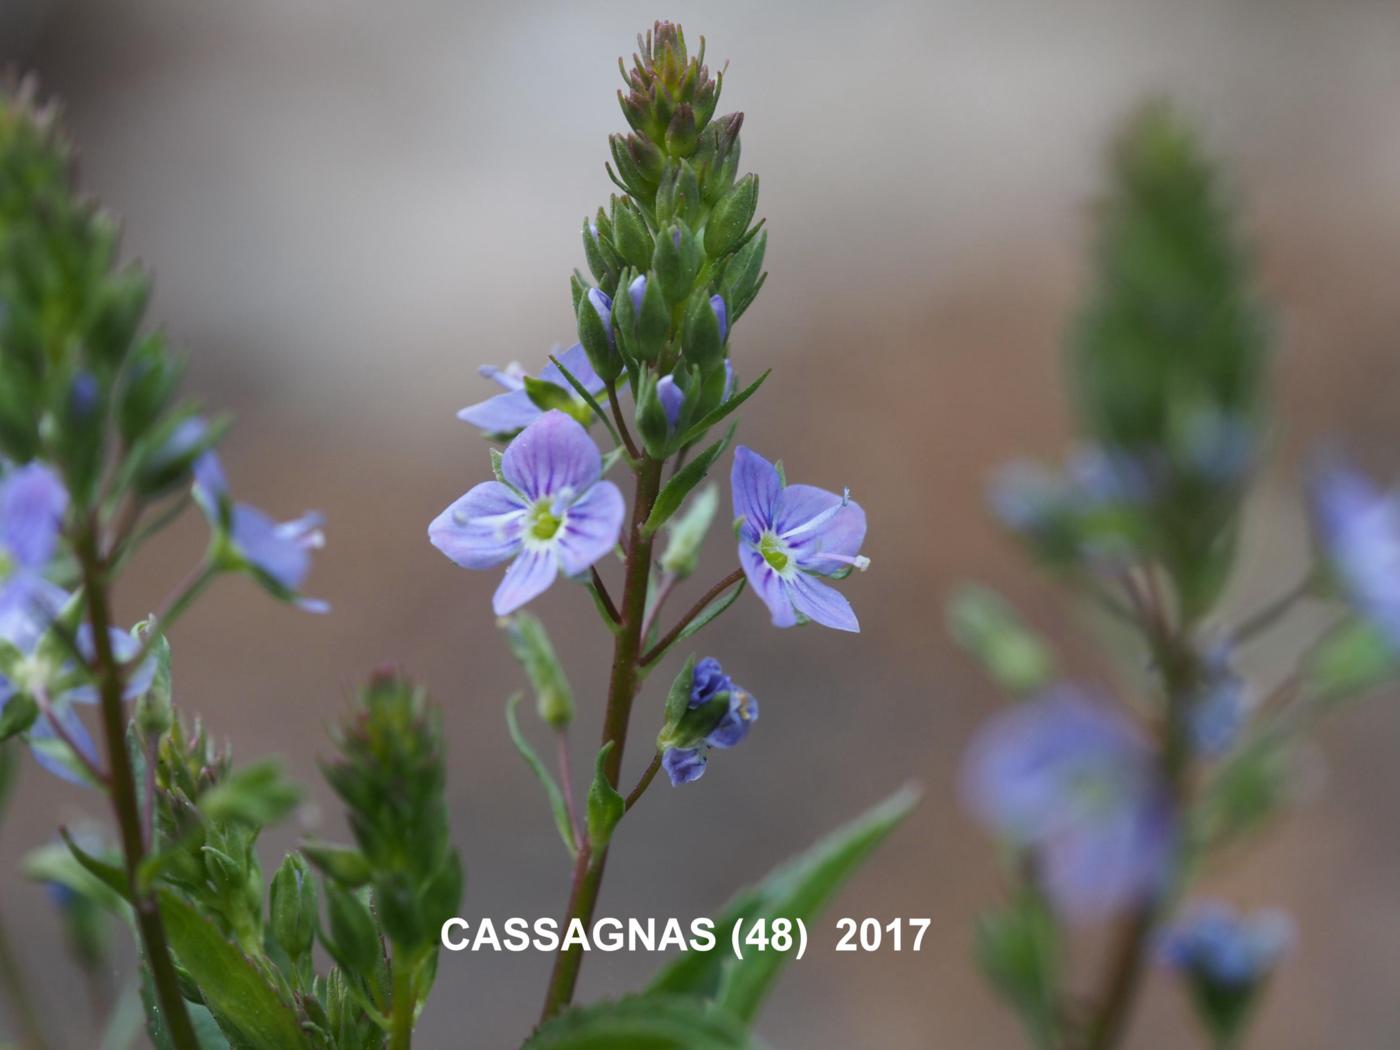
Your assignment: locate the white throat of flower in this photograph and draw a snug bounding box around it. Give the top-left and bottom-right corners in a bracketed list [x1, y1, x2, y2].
[753, 488, 870, 576]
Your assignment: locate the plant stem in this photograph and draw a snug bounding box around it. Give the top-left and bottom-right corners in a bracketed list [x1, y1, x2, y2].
[556, 729, 582, 844]
[0, 906, 51, 1050]
[624, 752, 662, 812]
[538, 456, 664, 1023]
[74, 527, 200, 1050]
[388, 954, 416, 1050]
[640, 568, 745, 668]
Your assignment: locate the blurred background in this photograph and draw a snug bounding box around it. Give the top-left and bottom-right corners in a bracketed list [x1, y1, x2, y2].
[3, 0, 1400, 1046]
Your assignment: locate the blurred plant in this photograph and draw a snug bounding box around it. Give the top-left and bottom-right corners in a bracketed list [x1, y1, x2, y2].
[956, 101, 1397, 1050]
[427, 21, 913, 1043]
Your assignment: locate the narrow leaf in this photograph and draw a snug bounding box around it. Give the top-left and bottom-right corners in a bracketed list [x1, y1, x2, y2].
[551, 353, 623, 450]
[586, 741, 624, 854]
[60, 827, 132, 903]
[676, 370, 769, 450]
[644, 424, 735, 537]
[523, 994, 763, 1050]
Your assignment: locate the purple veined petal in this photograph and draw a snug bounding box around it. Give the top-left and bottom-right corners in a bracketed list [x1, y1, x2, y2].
[539, 343, 605, 395]
[457, 389, 541, 434]
[627, 275, 647, 316]
[776, 486, 868, 576]
[662, 746, 707, 786]
[0, 462, 68, 568]
[785, 572, 860, 633]
[493, 546, 559, 616]
[29, 705, 99, 786]
[500, 410, 602, 502]
[554, 480, 626, 576]
[706, 687, 758, 749]
[479, 362, 527, 392]
[656, 375, 685, 430]
[429, 481, 526, 570]
[689, 658, 730, 708]
[230, 505, 312, 591]
[730, 446, 781, 534]
[709, 294, 728, 344]
[737, 544, 798, 628]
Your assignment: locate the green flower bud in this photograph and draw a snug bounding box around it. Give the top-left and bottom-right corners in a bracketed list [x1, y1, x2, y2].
[502, 612, 574, 729]
[269, 853, 317, 962]
[118, 335, 183, 445]
[635, 370, 673, 461]
[586, 742, 624, 854]
[704, 173, 758, 258]
[301, 840, 372, 888]
[665, 102, 698, 157]
[695, 113, 743, 204]
[718, 228, 767, 323]
[576, 287, 621, 383]
[582, 210, 622, 292]
[610, 198, 653, 271]
[655, 161, 702, 226]
[652, 223, 702, 305]
[323, 883, 382, 978]
[660, 484, 719, 579]
[133, 626, 174, 737]
[609, 133, 664, 201]
[681, 290, 725, 374]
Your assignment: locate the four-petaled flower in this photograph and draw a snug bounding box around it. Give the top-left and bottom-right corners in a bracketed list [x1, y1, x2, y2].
[961, 686, 1174, 920]
[731, 446, 868, 632]
[193, 452, 328, 613]
[457, 344, 605, 437]
[662, 656, 759, 786]
[0, 463, 68, 622]
[1158, 900, 1293, 989]
[429, 410, 625, 616]
[1309, 458, 1400, 647]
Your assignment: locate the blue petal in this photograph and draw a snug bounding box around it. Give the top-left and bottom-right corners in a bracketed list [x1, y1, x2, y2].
[29, 707, 99, 786]
[501, 411, 602, 502]
[786, 573, 859, 633]
[554, 481, 625, 576]
[0, 462, 68, 568]
[539, 343, 605, 395]
[730, 446, 781, 535]
[457, 389, 541, 434]
[492, 547, 559, 616]
[737, 544, 797, 628]
[428, 481, 525, 570]
[662, 747, 707, 786]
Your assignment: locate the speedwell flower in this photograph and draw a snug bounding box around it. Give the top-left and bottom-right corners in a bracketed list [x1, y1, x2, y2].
[0, 463, 68, 622]
[961, 686, 1174, 920]
[1309, 458, 1400, 647]
[0, 596, 156, 784]
[661, 656, 759, 786]
[429, 410, 625, 616]
[193, 452, 328, 613]
[457, 343, 605, 436]
[731, 446, 868, 632]
[1158, 900, 1293, 989]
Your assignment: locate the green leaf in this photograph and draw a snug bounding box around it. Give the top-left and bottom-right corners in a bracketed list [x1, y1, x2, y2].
[0, 692, 38, 741]
[198, 760, 301, 827]
[524, 376, 578, 414]
[974, 889, 1062, 1047]
[586, 741, 625, 854]
[1305, 618, 1399, 701]
[644, 580, 746, 669]
[675, 370, 769, 450]
[299, 840, 372, 887]
[661, 655, 697, 735]
[157, 890, 309, 1049]
[659, 483, 720, 579]
[505, 694, 577, 856]
[59, 827, 132, 903]
[649, 784, 920, 1021]
[644, 424, 735, 537]
[523, 995, 763, 1050]
[140, 961, 230, 1050]
[0, 740, 17, 821]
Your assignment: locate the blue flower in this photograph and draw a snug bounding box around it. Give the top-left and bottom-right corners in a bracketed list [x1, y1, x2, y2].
[657, 359, 734, 432]
[1159, 900, 1293, 988]
[0, 462, 68, 622]
[1187, 640, 1247, 757]
[961, 686, 1174, 920]
[429, 410, 625, 615]
[1310, 459, 1400, 646]
[193, 452, 328, 613]
[0, 595, 156, 784]
[731, 446, 869, 632]
[457, 344, 606, 436]
[662, 656, 760, 786]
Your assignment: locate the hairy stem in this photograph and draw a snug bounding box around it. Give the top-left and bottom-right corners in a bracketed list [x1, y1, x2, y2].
[74, 527, 199, 1050]
[538, 456, 664, 1022]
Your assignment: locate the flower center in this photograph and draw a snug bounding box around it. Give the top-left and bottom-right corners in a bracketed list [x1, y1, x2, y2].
[758, 531, 791, 573]
[0, 549, 12, 582]
[528, 500, 563, 541]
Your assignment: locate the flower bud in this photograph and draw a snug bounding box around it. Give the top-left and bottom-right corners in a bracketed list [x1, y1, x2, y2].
[635, 370, 673, 461]
[582, 213, 622, 290]
[576, 287, 621, 383]
[502, 612, 574, 730]
[655, 160, 702, 226]
[694, 113, 743, 203]
[323, 882, 382, 978]
[609, 133, 664, 201]
[301, 840, 372, 887]
[133, 626, 174, 736]
[660, 484, 719, 579]
[681, 292, 726, 374]
[718, 228, 766, 323]
[652, 224, 702, 305]
[118, 336, 183, 445]
[617, 274, 669, 363]
[665, 102, 699, 157]
[610, 198, 653, 271]
[269, 853, 317, 962]
[704, 173, 758, 258]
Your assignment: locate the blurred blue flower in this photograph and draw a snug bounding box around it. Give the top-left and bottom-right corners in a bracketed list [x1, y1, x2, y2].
[457, 344, 605, 436]
[194, 453, 328, 613]
[731, 446, 869, 632]
[429, 410, 625, 616]
[961, 686, 1174, 920]
[0, 462, 68, 622]
[1310, 458, 1400, 646]
[0, 596, 156, 785]
[1159, 900, 1293, 988]
[1187, 640, 1248, 756]
[662, 657, 759, 786]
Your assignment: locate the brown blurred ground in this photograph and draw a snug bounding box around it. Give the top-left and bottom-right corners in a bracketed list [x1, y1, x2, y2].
[3, 1, 1400, 1047]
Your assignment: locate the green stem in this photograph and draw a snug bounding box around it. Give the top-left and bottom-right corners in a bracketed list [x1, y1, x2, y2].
[388, 954, 416, 1050]
[0, 905, 51, 1050]
[74, 527, 200, 1050]
[624, 752, 662, 813]
[538, 456, 664, 1023]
